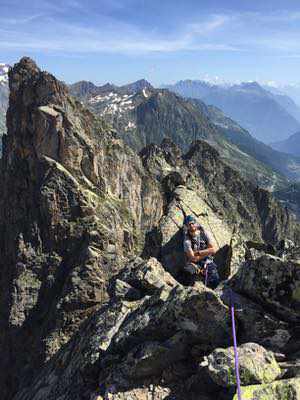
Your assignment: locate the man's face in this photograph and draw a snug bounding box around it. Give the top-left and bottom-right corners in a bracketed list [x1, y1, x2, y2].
[188, 221, 197, 235]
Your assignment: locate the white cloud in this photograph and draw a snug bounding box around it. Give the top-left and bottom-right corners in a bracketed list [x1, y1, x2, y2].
[3, 8, 300, 56]
[0, 13, 239, 54]
[187, 14, 232, 36]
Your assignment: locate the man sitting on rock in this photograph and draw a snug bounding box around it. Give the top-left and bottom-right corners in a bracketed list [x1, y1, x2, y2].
[183, 215, 220, 289]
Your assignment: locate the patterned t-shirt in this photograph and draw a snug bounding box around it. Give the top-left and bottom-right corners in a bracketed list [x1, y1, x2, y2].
[183, 224, 214, 254]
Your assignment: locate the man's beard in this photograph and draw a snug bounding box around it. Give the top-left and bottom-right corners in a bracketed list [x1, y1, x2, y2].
[189, 227, 197, 236]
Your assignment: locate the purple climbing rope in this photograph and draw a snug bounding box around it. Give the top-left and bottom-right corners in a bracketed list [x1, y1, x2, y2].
[230, 290, 242, 400]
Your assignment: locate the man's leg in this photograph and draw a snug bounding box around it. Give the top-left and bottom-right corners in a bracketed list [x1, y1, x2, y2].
[207, 262, 220, 289]
[184, 262, 199, 286]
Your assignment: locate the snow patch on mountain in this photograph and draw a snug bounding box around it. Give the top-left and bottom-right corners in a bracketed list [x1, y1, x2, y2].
[0, 63, 9, 85]
[125, 121, 136, 131]
[88, 92, 135, 115]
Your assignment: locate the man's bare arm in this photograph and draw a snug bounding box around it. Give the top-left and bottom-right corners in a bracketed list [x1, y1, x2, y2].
[185, 248, 199, 263]
[185, 244, 215, 263]
[193, 243, 216, 261]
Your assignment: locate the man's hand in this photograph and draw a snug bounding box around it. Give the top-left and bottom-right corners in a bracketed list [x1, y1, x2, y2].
[186, 244, 216, 264]
[194, 247, 215, 262]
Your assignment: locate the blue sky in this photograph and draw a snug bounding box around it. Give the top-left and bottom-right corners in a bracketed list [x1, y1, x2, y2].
[1, 0, 300, 86]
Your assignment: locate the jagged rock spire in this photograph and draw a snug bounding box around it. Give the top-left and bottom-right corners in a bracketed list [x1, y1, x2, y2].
[4, 56, 108, 178]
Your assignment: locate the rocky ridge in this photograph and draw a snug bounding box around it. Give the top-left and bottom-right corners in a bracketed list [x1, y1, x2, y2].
[69, 79, 153, 101]
[75, 82, 292, 191]
[0, 58, 299, 400]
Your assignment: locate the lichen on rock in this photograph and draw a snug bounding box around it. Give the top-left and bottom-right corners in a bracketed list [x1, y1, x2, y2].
[206, 342, 282, 387]
[233, 377, 300, 400]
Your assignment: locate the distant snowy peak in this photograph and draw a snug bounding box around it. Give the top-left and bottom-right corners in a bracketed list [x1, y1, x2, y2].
[0, 63, 9, 73]
[196, 76, 264, 88]
[0, 63, 9, 85]
[200, 75, 234, 87]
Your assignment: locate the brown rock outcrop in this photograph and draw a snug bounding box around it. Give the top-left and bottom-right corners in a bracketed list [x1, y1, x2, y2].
[0, 57, 163, 398]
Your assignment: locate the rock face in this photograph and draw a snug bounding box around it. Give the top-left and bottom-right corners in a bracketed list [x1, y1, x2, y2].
[233, 377, 300, 400]
[0, 57, 163, 398]
[1, 58, 300, 400]
[206, 343, 282, 387]
[232, 253, 300, 323]
[219, 285, 291, 350]
[275, 182, 300, 220]
[8, 253, 300, 400]
[12, 257, 231, 400]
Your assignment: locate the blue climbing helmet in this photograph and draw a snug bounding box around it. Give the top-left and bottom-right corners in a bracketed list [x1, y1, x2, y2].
[184, 215, 196, 226]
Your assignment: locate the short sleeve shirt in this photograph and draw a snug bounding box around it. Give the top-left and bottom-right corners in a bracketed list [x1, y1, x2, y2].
[183, 224, 214, 254]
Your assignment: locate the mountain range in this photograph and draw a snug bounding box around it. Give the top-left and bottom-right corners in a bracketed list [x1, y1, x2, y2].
[163, 80, 300, 144]
[2, 63, 300, 213]
[70, 78, 300, 189]
[69, 78, 153, 100]
[271, 131, 300, 157]
[192, 100, 300, 182]
[264, 82, 300, 108]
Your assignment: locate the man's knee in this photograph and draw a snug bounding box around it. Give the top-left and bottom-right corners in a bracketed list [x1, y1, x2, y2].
[183, 262, 220, 289]
[184, 262, 198, 275]
[183, 263, 198, 286]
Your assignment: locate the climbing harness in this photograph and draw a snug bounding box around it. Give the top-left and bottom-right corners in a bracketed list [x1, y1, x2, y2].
[230, 289, 242, 400]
